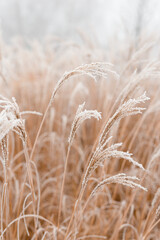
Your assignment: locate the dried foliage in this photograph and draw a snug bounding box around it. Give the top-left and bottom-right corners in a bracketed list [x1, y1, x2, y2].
[0, 38, 160, 240]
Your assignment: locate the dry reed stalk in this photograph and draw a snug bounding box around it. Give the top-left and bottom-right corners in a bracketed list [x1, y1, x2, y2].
[29, 62, 118, 165]
[58, 103, 101, 227]
[1, 38, 160, 239]
[64, 92, 149, 240]
[0, 96, 41, 239]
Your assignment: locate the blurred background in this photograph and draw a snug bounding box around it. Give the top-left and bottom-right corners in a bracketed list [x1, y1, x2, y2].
[0, 0, 159, 46]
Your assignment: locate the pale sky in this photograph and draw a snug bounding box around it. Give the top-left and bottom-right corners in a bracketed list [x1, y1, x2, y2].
[0, 0, 159, 46]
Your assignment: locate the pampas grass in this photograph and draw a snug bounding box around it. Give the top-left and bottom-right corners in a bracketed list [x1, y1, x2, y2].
[0, 37, 160, 239]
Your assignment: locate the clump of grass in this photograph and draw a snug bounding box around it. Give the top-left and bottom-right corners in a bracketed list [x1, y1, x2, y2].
[0, 38, 160, 240]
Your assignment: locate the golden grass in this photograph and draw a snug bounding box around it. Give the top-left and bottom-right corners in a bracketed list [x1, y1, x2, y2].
[0, 38, 160, 239]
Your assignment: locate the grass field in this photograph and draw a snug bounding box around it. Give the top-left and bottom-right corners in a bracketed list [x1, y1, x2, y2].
[0, 38, 160, 239]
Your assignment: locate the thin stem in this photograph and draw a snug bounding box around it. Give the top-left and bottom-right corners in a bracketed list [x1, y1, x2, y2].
[29, 81, 59, 163]
[64, 187, 85, 240]
[23, 143, 36, 215]
[0, 162, 8, 240]
[57, 145, 71, 228]
[29, 102, 51, 163]
[23, 142, 38, 240]
[143, 218, 160, 240]
[0, 183, 7, 240]
[0, 214, 54, 239]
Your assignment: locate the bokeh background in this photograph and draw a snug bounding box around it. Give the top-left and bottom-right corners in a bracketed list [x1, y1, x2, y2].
[0, 0, 160, 46]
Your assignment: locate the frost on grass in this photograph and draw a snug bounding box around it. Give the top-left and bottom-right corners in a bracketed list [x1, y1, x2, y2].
[68, 102, 101, 145]
[0, 96, 26, 141]
[81, 92, 149, 190]
[50, 62, 119, 104]
[0, 96, 26, 167]
[82, 138, 145, 190]
[90, 173, 147, 197]
[0, 95, 42, 167]
[99, 92, 150, 147]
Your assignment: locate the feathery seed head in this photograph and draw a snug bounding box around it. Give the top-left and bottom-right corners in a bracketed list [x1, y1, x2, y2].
[68, 102, 101, 145]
